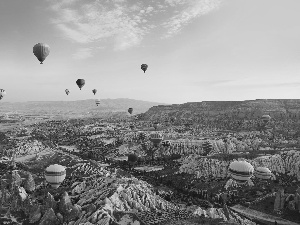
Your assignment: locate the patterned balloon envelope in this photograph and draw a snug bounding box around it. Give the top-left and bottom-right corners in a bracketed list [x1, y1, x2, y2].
[254, 166, 272, 180]
[149, 133, 163, 147]
[228, 160, 254, 183]
[44, 164, 66, 189]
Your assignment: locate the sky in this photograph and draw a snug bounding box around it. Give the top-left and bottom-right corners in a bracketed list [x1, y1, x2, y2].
[1, 0, 300, 104]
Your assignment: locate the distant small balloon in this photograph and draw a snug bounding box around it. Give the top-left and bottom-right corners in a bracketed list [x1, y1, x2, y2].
[65, 89, 70, 95]
[128, 108, 133, 114]
[92, 89, 97, 95]
[95, 99, 101, 106]
[76, 79, 85, 90]
[33, 43, 50, 64]
[0, 89, 6, 100]
[141, 64, 148, 73]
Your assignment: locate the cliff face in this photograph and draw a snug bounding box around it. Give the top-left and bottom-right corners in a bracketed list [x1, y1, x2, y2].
[141, 99, 300, 121]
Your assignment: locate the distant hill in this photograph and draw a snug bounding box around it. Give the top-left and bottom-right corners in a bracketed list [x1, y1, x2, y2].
[0, 98, 166, 120]
[140, 99, 300, 121]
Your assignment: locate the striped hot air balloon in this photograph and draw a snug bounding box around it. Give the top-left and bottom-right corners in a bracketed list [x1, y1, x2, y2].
[33, 43, 50, 64]
[44, 164, 66, 189]
[149, 133, 163, 147]
[254, 167, 272, 180]
[95, 99, 101, 106]
[261, 115, 271, 123]
[228, 161, 254, 184]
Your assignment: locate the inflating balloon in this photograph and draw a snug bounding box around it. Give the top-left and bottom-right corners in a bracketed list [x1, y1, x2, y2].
[254, 167, 272, 180]
[44, 164, 66, 189]
[228, 161, 254, 184]
[33, 43, 50, 64]
[0, 89, 6, 100]
[76, 79, 85, 90]
[92, 89, 97, 95]
[141, 64, 148, 73]
[128, 108, 133, 114]
[65, 89, 70, 95]
[95, 99, 101, 106]
[149, 133, 163, 147]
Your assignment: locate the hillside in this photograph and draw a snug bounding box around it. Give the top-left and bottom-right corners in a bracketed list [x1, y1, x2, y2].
[141, 99, 300, 121]
[0, 98, 166, 121]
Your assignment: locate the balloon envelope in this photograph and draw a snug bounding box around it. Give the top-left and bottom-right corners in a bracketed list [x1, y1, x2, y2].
[0, 89, 6, 100]
[128, 108, 133, 114]
[228, 161, 254, 183]
[65, 89, 70, 95]
[95, 99, 101, 106]
[261, 115, 271, 123]
[76, 79, 85, 90]
[92, 89, 97, 95]
[44, 164, 66, 189]
[33, 43, 50, 64]
[254, 167, 272, 180]
[141, 64, 148, 73]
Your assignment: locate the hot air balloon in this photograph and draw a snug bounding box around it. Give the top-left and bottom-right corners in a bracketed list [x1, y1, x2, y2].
[76, 79, 85, 90]
[141, 64, 148, 73]
[33, 43, 50, 64]
[254, 167, 272, 180]
[44, 164, 66, 189]
[95, 99, 101, 106]
[0, 89, 6, 100]
[228, 161, 254, 184]
[65, 89, 70, 95]
[153, 122, 159, 130]
[162, 140, 171, 147]
[149, 133, 163, 147]
[92, 89, 97, 95]
[128, 108, 133, 114]
[261, 115, 271, 123]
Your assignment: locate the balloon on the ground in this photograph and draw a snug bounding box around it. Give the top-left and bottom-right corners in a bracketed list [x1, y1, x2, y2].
[128, 108, 133, 114]
[261, 115, 271, 123]
[95, 99, 101, 106]
[65, 89, 70, 95]
[150, 133, 163, 147]
[228, 160, 254, 183]
[44, 164, 66, 189]
[76, 79, 85, 90]
[141, 64, 148, 73]
[254, 167, 272, 180]
[92, 89, 97, 95]
[0, 89, 6, 100]
[33, 43, 50, 64]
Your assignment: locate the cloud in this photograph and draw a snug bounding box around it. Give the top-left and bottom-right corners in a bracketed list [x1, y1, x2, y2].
[162, 0, 223, 38]
[72, 48, 93, 60]
[47, 0, 223, 54]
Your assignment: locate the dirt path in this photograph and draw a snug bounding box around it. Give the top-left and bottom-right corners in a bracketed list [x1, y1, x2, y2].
[230, 204, 300, 225]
